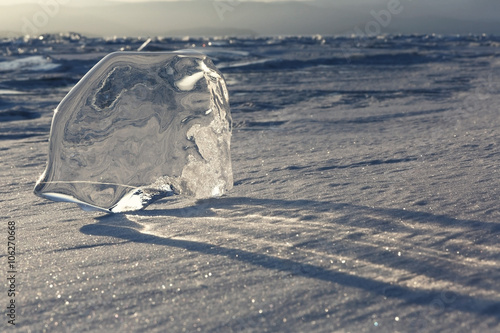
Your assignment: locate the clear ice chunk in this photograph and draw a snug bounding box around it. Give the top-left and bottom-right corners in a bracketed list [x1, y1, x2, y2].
[34, 51, 233, 213]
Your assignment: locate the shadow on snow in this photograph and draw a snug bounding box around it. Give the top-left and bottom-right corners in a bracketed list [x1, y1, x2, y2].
[79, 196, 500, 320]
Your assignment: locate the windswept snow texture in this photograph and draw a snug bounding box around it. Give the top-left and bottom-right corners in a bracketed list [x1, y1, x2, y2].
[33, 51, 233, 213]
[1, 34, 500, 332]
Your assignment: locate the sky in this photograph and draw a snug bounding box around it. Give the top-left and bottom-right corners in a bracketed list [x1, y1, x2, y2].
[0, 0, 499, 37]
[0, 0, 318, 4]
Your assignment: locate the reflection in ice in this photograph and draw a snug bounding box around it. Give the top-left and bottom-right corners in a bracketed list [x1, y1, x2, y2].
[34, 52, 233, 213]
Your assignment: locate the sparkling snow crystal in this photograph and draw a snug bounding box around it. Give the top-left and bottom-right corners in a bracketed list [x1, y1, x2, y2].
[34, 51, 233, 213]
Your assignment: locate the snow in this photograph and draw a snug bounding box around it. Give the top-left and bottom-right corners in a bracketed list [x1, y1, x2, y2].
[1, 34, 499, 332]
[0, 56, 60, 72]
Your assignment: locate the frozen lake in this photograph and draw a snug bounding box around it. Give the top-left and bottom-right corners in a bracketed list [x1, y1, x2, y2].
[1, 34, 500, 332]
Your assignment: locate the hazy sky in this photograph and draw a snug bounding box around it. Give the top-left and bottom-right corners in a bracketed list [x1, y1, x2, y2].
[0, 0, 314, 4]
[0, 0, 499, 37]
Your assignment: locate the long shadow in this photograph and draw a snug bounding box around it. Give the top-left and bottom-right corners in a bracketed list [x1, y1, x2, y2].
[85, 196, 500, 284]
[80, 197, 500, 318]
[140, 197, 500, 233]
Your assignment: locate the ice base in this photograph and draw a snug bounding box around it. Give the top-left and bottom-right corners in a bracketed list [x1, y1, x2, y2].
[34, 51, 233, 213]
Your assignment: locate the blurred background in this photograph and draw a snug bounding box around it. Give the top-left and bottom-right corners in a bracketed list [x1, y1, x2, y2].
[0, 0, 499, 38]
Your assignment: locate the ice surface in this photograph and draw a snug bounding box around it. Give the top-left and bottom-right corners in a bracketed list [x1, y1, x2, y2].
[34, 51, 233, 212]
[0, 55, 60, 72]
[4, 35, 500, 332]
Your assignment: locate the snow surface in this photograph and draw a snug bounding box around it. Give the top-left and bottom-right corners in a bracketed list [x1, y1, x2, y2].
[1, 34, 500, 332]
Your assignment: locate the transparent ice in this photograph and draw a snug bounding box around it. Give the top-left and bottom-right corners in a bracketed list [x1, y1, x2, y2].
[34, 52, 233, 213]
